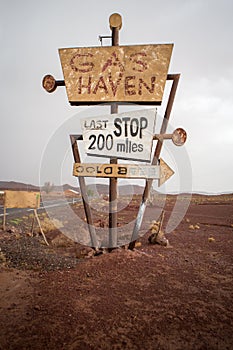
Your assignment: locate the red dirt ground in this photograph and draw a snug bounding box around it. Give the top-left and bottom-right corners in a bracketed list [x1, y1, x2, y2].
[0, 194, 233, 350]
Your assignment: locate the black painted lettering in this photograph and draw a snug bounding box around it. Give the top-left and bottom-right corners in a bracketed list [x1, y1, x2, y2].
[86, 166, 95, 173]
[114, 118, 122, 137]
[90, 120, 95, 129]
[97, 134, 105, 150]
[102, 120, 108, 128]
[76, 165, 84, 173]
[138, 144, 143, 152]
[96, 121, 102, 129]
[139, 117, 148, 138]
[88, 135, 96, 150]
[104, 166, 113, 175]
[130, 118, 139, 137]
[122, 117, 130, 137]
[106, 134, 113, 150]
[117, 143, 125, 152]
[118, 167, 127, 175]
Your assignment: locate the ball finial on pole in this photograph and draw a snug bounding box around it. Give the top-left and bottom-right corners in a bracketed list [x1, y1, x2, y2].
[109, 13, 122, 30]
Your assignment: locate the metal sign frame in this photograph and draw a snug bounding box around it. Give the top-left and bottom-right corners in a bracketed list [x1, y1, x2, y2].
[43, 13, 185, 250]
[69, 72, 180, 249]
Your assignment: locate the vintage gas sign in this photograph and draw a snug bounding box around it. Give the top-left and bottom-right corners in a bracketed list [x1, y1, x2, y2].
[59, 44, 173, 104]
[81, 109, 156, 162]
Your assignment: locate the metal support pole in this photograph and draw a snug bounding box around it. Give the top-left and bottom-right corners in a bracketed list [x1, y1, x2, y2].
[128, 74, 180, 250]
[70, 135, 98, 249]
[108, 14, 122, 248]
[3, 206, 6, 231]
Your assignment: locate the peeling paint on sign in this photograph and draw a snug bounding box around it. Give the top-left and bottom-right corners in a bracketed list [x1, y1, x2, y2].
[59, 44, 173, 104]
[4, 191, 40, 209]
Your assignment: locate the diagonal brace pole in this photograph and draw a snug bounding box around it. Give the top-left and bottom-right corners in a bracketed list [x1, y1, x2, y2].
[70, 135, 98, 249]
[128, 74, 180, 250]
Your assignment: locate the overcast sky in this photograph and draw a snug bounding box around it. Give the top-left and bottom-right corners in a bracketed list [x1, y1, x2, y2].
[0, 0, 233, 193]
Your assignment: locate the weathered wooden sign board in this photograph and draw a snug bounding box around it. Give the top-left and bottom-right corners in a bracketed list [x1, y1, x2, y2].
[2, 191, 49, 245]
[59, 44, 173, 105]
[82, 108, 156, 162]
[4, 191, 40, 209]
[73, 163, 159, 179]
[73, 160, 174, 184]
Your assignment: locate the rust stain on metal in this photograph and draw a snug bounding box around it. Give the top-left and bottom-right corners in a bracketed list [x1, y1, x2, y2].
[172, 128, 187, 146]
[42, 75, 57, 93]
[59, 44, 173, 104]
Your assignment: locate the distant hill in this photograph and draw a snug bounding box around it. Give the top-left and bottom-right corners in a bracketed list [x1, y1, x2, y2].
[86, 183, 144, 195]
[0, 181, 144, 195]
[0, 181, 39, 191]
[0, 181, 81, 193]
[54, 184, 80, 192]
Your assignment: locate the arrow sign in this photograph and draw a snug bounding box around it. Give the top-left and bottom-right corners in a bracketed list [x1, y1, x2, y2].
[158, 159, 175, 187]
[73, 159, 174, 186]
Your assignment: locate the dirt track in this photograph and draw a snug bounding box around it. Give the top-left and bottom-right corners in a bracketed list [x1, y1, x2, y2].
[0, 195, 233, 350]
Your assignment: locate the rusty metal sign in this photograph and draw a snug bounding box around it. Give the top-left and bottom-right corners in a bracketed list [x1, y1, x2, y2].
[171, 128, 187, 146]
[73, 160, 174, 185]
[82, 108, 156, 162]
[59, 44, 173, 105]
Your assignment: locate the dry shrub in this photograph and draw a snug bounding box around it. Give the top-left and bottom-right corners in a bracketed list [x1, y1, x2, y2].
[37, 217, 64, 233]
[148, 219, 169, 246]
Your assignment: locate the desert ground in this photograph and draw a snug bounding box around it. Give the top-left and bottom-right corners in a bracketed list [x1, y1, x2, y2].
[0, 193, 233, 350]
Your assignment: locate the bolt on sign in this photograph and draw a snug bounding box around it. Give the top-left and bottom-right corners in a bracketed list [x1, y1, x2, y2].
[82, 108, 156, 162]
[59, 44, 173, 105]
